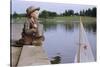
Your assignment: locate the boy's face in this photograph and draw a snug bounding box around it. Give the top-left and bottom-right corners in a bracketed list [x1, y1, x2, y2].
[30, 10, 39, 19]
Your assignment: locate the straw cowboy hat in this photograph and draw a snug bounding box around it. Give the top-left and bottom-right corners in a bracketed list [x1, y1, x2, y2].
[26, 6, 40, 15]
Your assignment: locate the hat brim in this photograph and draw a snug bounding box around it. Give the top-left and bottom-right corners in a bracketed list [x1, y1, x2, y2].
[29, 7, 40, 14]
[35, 7, 40, 11]
[32, 7, 40, 12]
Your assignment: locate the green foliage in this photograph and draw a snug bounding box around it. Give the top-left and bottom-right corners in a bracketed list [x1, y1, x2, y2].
[62, 10, 74, 16]
[39, 10, 57, 18]
[11, 11, 26, 19]
[12, 11, 19, 18]
[61, 7, 96, 17]
[80, 7, 96, 17]
[11, 7, 96, 19]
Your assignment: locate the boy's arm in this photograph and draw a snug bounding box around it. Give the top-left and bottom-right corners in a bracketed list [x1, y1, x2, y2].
[24, 21, 36, 35]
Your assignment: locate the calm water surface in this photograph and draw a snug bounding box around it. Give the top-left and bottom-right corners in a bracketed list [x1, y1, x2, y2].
[11, 21, 96, 64]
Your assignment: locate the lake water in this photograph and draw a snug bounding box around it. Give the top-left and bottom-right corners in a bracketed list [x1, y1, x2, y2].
[11, 21, 96, 64]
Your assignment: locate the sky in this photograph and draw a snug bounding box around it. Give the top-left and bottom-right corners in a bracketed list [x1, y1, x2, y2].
[11, 0, 96, 14]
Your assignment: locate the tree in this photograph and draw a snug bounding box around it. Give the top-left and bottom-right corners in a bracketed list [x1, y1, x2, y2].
[39, 10, 49, 18]
[67, 10, 74, 16]
[13, 11, 19, 18]
[74, 12, 79, 16]
[62, 9, 74, 16]
[92, 7, 96, 17]
[79, 7, 96, 17]
[63, 10, 68, 16]
[39, 10, 57, 18]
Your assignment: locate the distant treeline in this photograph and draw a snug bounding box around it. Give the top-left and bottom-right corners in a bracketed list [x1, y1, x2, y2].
[62, 7, 96, 17]
[11, 7, 96, 18]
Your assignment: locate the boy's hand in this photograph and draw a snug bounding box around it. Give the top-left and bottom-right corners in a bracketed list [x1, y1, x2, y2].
[31, 28, 37, 32]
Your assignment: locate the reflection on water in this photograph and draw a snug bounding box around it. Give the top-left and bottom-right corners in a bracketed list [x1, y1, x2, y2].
[83, 22, 96, 32]
[64, 23, 74, 32]
[42, 21, 96, 33]
[11, 21, 96, 64]
[43, 22, 57, 31]
[42, 21, 96, 63]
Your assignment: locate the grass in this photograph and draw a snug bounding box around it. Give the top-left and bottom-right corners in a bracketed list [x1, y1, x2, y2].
[11, 16, 96, 24]
[40, 16, 96, 23]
